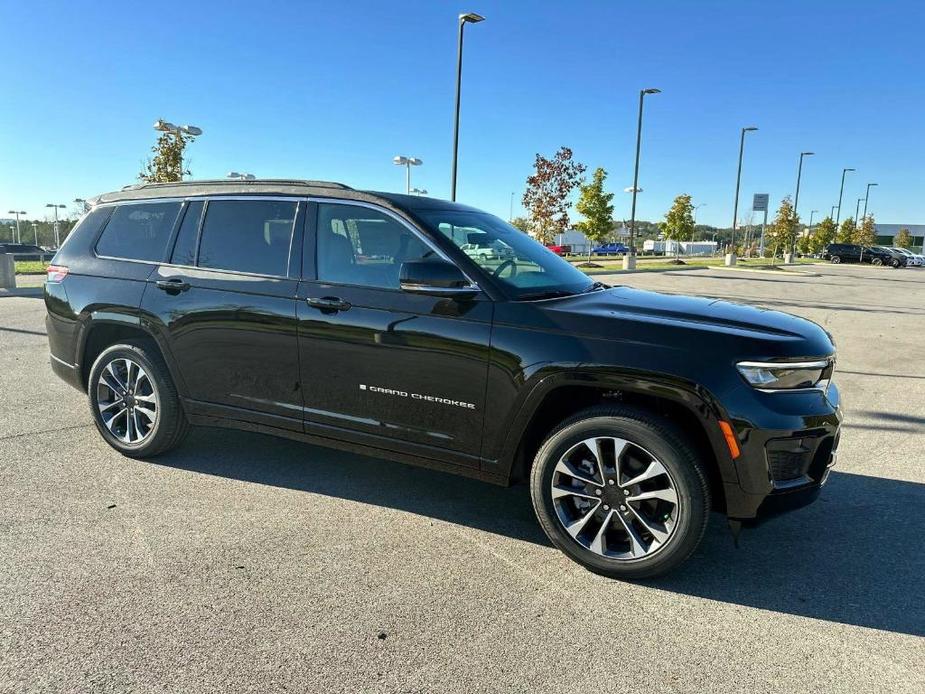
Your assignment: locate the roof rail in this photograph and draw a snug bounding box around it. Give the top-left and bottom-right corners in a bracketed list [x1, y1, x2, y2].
[120, 179, 352, 191]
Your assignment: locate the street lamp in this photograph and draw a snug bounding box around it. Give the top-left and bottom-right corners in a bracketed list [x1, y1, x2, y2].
[831, 205, 838, 220]
[835, 167, 855, 228]
[862, 182, 878, 220]
[227, 171, 256, 180]
[31, 222, 38, 245]
[627, 87, 661, 268]
[45, 203, 66, 247]
[153, 119, 202, 181]
[791, 151, 814, 257]
[410, 187, 428, 196]
[731, 126, 758, 256]
[450, 11, 485, 202]
[6, 210, 26, 243]
[808, 209, 818, 232]
[393, 156, 423, 194]
[693, 203, 706, 240]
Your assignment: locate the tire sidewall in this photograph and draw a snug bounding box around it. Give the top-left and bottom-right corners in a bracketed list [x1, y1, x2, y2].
[88, 344, 165, 455]
[531, 413, 708, 579]
[831, 256, 841, 264]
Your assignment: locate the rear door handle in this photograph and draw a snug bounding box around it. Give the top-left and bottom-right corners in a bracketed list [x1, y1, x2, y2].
[155, 278, 191, 293]
[306, 296, 351, 312]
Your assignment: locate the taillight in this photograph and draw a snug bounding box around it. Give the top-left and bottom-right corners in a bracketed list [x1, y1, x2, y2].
[46, 265, 69, 283]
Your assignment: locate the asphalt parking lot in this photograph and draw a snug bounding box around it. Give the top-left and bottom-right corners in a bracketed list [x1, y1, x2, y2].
[1, 264, 923, 693]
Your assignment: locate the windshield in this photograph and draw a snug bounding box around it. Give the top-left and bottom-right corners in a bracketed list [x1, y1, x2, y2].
[415, 209, 595, 299]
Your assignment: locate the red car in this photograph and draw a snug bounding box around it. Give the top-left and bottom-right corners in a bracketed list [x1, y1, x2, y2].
[545, 243, 571, 256]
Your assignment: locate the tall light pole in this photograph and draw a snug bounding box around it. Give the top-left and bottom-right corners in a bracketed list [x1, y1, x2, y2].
[731, 126, 758, 255]
[862, 182, 878, 220]
[855, 198, 864, 228]
[627, 87, 661, 268]
[73, 198, 89, 214]
[31, 222, 38, 245]
[7, 210, 26, 243]
[153, 119, 202, 181]
[693, 203, 706, 241]
[835, 167, 855, 228]
[791, 151, 814, 256]
[830, 205, 838, 220]
[393, 156, 423, 194]
[509, 191, 515, 222]
[450, 12, 485, 202]
[808, 209, 818, 232]
[45, 203, 66, 247]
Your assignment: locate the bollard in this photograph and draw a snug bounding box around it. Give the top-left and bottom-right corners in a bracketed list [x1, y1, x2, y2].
[0, 254, 16, 289]
[622, 254, 636, 270]
[724, 253, 737, 267]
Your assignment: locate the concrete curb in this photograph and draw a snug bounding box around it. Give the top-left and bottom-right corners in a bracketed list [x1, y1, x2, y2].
[709, 265, 821, 277]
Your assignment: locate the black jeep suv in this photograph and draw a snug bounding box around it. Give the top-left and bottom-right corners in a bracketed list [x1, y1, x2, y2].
[823, 242, 905, 267]
[45, 180, 841, 578]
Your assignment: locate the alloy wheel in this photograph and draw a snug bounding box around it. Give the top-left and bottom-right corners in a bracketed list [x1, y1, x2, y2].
[96, 357, 159, 444]
[550, 437, 680, 560]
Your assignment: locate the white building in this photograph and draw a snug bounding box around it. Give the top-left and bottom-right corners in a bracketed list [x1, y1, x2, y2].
[643, 240, 718, 256]
[874, 223, 924, 252]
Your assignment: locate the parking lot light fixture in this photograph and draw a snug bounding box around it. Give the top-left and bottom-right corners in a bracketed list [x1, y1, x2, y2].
[628, 88, 661, 263]
[7, 210, 26, 243]
[450, 12, 485, 202]
[731, 126, 758, 254]
[791, 151, 814, 256]
[227, 172, 256, 180]
[855, 198, 864, 229]
[808, 209, 818, 233]
[835, 168, 855, 228]
[863, 182, 878, 220]
[393, 156, 423, 194]
[45, 203, 67, 247]
[153, 119, 202, 181]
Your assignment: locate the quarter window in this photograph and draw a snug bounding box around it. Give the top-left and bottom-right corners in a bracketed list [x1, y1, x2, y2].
[95, 202, 181, 262]
[197, 200, 297, 276]
[316, 203, 434, 289]
[170, 200, 204, 266]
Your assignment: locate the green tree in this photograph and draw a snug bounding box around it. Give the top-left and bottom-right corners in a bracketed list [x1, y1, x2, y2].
[853, 214, 876, 246]
[510, 216, 530, 233]
[522, 146, 586, 244]
[810, 216, 837, 254]
[659, 194, 695, 261]
[766, 196, 799, 258]
[894, 227, 912, 249]
[836, 217, 855, 243]
[575, 167, 615, 264]
[138, 120, 198, 183]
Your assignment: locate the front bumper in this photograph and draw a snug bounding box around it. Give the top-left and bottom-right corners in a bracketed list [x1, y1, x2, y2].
[723, 382, 842, 521]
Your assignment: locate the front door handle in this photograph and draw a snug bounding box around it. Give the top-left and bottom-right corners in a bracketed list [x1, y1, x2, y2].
[155, 278, 191, 293]
[306, 296, 351, 312]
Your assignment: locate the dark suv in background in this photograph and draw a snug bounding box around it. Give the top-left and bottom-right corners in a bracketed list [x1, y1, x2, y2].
[45, 180, 842, 578]
[823, 242, 905, 267]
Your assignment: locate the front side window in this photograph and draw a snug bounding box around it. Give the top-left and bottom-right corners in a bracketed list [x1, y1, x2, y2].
[197, 200, 297, 276]
[316, 203, 434, 289]
[95, 202, 182, 262]
[415, 209, 594, 299]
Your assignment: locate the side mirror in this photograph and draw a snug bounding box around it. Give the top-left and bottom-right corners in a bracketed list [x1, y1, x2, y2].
[399, 260, 479, 299]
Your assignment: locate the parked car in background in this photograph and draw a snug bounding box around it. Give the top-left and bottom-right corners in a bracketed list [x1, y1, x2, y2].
[545, 243, 571, 256]
[889, 247, 922, 266]
[822, 243, 904, 267]
[0, 243, 54, 261]
[591, 242, 629, 256]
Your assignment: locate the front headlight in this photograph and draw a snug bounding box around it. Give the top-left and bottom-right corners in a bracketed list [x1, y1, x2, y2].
[736, 360, 832, 391]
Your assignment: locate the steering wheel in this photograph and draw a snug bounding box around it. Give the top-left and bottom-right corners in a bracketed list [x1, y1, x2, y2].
[493, 258, 518, 278]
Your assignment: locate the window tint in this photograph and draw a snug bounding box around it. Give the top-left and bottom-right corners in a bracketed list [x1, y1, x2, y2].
[95, 202, 181, 261]
[197, 200, 297, 276]
[170, 200, 204, 266]
[316, 203, 434, 289]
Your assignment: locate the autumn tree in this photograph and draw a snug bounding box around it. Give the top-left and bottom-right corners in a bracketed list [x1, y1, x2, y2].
[139, 120, 198, 183]
[659, 194, 695, 261]
[575, 167, 615, 264]
[509, 216, 531, 233]
[766, 196, 799, 258]
[522, 147, 586, 244]
[836, 217, 856, 243]
[894, 227, 912, 249]
[810, 216, 837, 254]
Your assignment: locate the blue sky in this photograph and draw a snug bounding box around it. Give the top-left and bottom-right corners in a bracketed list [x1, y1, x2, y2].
[1, 0, 922, 228]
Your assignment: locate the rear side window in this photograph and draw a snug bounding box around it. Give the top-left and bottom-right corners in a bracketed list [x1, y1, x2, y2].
[197, 200, 297, 276]
[170, 200, 204, 266]
[95, 202, 181, 262]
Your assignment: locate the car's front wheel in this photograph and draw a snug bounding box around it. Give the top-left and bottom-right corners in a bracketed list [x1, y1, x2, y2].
[88, 341, 189, 457]
[871, 257, 883, 266]
[530, 406, 710, 579]
[831, 256, 841, 264]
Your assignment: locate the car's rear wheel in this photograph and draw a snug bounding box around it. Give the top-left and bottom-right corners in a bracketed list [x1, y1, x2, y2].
[831, 256, 841, 264]
[530, 406, 710, 579]
[88, 341, 189, 457]
[871, 257, 883, 266]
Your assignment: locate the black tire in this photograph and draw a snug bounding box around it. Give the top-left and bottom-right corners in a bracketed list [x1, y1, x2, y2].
[831, 256, 841, 264]
[530, 405, 710, 579]
[871, 257, 883, 266]
[87, 340, 190, 457]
